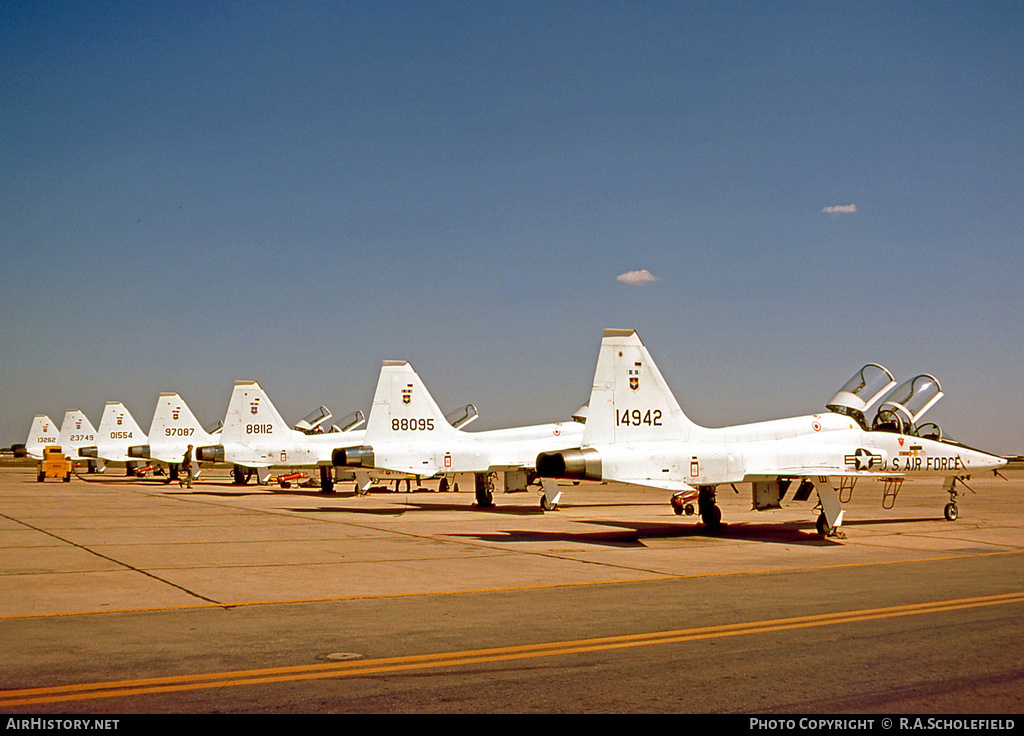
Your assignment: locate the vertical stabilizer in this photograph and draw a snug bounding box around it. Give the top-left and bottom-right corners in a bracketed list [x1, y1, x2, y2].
[584, 329, 701, 445]
[57, 409, 98, 458]
[221, 381, 292, 444]
[150, 393, 207, 439]
[142, 393, 221, 465]
[98, 402, 146, 444]
[25, 415, 58, 459]
[365, 361, 459, 444]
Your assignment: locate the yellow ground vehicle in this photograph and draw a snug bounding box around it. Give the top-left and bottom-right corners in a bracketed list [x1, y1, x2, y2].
[38, 446, 72, 482]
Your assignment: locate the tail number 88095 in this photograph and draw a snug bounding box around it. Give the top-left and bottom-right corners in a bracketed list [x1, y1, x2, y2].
[392, 418, 435, 431]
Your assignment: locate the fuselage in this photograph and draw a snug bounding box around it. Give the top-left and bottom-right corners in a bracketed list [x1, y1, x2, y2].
[217, 429, 365, 468]
[368, 421, 585, 476]
[588, 412, 1005, 488]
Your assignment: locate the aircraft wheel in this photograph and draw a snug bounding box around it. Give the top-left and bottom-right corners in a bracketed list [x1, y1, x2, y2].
[701, 504, 722, 528]
[476, 488, 493, 508]
[438, 477, 449, 493]
[944, 503, 959, 521]
[474, 473, 494, 508]
[320, 466, 335, 494]
[540, 495, 556, 511]
[37, 472, 44, 482]
[816, 513, 828, 535]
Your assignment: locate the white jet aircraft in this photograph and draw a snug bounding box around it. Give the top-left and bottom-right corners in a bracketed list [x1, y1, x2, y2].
[54, 409, 102, 472]
[195, 380, 366, 492]
[332, 360, 586, 509]
[78, 402, 149, 475]
[536, 329, 1006, 536]
[24, 415, 59, 460]
[127, 393, 223, 482]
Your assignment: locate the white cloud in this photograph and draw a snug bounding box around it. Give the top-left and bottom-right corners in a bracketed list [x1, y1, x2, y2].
[822, 204, 857, 215]
[616, 269, 659, 286]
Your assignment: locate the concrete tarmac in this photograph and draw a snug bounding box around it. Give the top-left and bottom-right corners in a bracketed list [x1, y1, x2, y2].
[1, 465, 1022, 713]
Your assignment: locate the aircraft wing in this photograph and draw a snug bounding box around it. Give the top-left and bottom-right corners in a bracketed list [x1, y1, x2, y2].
[747, 466, 905, 479]
[607, 476, 699, 494]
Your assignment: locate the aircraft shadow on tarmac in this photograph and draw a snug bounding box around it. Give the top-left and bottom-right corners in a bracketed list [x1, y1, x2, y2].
[283, 500, 550, 516]
[448, 519, 843, 548]
[448, 514, 945, 548]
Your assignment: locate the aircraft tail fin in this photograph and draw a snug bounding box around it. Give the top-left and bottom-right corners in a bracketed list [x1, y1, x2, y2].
[25, 415, 58, 459]
[221, 381, 292, 443]
[97, 402, 146, 443]
[149, 393, 212, 443]
[365, 361, 460, 443]
[583, 329, 702, 445]
[57, 409, 97, 457]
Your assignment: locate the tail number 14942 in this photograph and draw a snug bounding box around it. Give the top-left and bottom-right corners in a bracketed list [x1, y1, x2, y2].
[616, 409, 662, 426]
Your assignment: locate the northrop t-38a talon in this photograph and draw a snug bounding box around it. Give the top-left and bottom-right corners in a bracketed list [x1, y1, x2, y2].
[77, 401, 148, 475]
[536, 329, 1006, 536]
[196, 380, 366, 492]
[24, 415, 59, 460]
[26, 411, 103, 472]
[331, 360, 586, 509]
[128, 393, 223, 482]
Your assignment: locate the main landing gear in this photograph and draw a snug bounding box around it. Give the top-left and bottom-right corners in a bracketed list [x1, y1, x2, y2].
[320, 465, 335, 494]
[474, 472, 494, 508]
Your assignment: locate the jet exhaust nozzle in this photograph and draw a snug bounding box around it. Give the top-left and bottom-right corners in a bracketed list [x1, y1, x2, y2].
[196, 445, 224, 463]
[536, 448, 602, 481]
[332, 445, 375, 468]
[78, 446, 98, 458]
[128, 445, 151, 459]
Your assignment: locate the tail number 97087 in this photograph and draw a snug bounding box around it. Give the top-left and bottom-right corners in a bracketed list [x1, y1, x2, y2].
[392, 418, 435, 431]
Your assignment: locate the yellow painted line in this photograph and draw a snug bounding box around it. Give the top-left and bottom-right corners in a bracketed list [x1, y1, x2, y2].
[3, 591, 1023, 708]
[1, 547, 1021, 621]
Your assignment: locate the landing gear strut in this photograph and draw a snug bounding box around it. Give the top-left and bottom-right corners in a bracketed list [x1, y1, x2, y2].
[698, 486, 722, 528]
[320, 465, 335, 494]
[943, 477, 964, 522]
[474, 472, 494, 508]
[232, 465, 254, 485]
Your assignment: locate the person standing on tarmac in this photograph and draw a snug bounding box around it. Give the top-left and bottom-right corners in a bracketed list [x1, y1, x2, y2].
[180, 444, 194, 488]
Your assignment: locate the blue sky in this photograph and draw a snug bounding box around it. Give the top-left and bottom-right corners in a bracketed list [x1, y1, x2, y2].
[2, 1, 1021, 454]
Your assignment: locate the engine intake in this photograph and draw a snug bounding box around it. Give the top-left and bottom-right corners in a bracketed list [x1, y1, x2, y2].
[78, 446, 98, 458]
[536, 448, 602, 481]
[128, 445, 151, 459]
[332, 445, 375, 468]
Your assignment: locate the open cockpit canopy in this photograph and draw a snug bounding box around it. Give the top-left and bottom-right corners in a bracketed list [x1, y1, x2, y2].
[826, 364, 897, 428]
[295, 406, 332, 434]
[871, 374, 943, 436]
